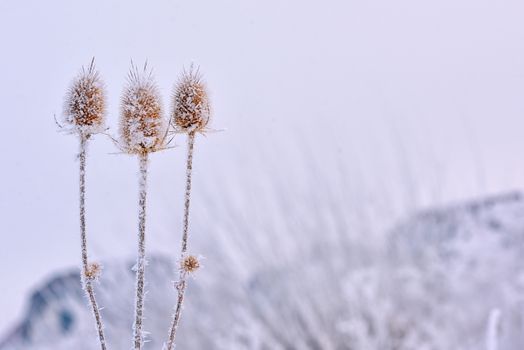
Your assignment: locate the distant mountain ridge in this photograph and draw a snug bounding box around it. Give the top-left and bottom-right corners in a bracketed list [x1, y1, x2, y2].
[390, 191, 524, 260]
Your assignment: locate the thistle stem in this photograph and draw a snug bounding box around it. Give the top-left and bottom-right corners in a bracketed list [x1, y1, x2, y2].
[133, 152, 149, 350]
[79, 135, 107, 350]
[166, 131, 196, 350]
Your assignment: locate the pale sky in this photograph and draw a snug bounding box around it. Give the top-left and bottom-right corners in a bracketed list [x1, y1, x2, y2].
[1, 0, 524, 335]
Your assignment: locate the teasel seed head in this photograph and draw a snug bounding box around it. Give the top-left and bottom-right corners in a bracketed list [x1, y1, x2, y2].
[64, 59, 106, 136]
[85, 262, 102, 281]
[119, 64, 166, 155]
[181, 255, 200, 274]
[172, 67, 211, 134]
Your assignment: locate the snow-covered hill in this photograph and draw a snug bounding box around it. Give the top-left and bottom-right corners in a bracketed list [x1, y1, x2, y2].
[0, 256, 176, 350]
[384, 192, 524, 349]
[2, 192, 524, 349]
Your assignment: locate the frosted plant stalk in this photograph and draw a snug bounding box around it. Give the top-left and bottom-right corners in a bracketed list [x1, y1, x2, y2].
[63, 59, 107, 350]
[79, 135, 107, 350]
[166, 132, 196, 350]
[119, 63, 166, 349]
[165, 68, 210, 349]
[133, 152, 149, 349]
[181, 132, 195, 254]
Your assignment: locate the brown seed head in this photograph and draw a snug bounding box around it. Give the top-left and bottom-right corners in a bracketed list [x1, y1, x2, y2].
[181, 255, 200, 274]
[120, 64, 166, 154]
[64, 59, 106, 135]
[172, 68, 210, 133]
[85, 262, 102, 281]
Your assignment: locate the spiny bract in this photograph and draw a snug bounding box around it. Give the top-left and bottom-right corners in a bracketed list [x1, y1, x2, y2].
[84, 262, 102, 281]
[64, 60, 106, 135]
[172, 69, 210, 133]
[181, 255, 200, 274]
[120, 66, 166, 154]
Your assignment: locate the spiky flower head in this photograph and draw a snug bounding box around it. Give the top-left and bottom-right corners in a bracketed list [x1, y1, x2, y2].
[181, 255, 200, 274]
[64, 59, 106, 136]
[84, 262, 102, 281]
[172, 68, 210, 134]
[120, 64, 166, 155]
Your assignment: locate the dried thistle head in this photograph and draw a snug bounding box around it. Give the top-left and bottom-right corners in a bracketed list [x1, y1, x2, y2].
[119, 64, 166, 154]
[181, 255, 200, 274]
[64, 59, 106, 136]
[85, 262, 102, 281]
[172, 68, 210, 134]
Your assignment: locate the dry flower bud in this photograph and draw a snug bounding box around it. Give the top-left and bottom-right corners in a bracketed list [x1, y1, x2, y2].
[181, 255, 200, 274]
[172, 68, 210, 133]
[120, 65, 166, 154]
[64, 59, 106, 135]
[85, 262, 102, 281]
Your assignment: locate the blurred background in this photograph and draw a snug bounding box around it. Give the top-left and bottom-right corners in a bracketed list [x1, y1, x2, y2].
[1, 0, 524, 349]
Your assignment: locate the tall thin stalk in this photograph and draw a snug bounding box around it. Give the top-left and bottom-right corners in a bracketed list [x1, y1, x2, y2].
[133, 152, 149, 350]
[64, 59, 107, 349]
[119, 63, 165, 350]
[182, 132, 195, 253]
[79, 135, 107, 350]
[166, 131, 196, 350]
[164, 67, 211, 349]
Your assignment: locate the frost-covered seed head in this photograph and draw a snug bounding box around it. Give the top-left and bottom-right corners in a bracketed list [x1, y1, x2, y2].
[120, 65, 166, 155]
[64, 59, 106, 135]
[85, 262, 102, 281]
[181, 255, 200, 274]
[172, 68, 210, 133]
